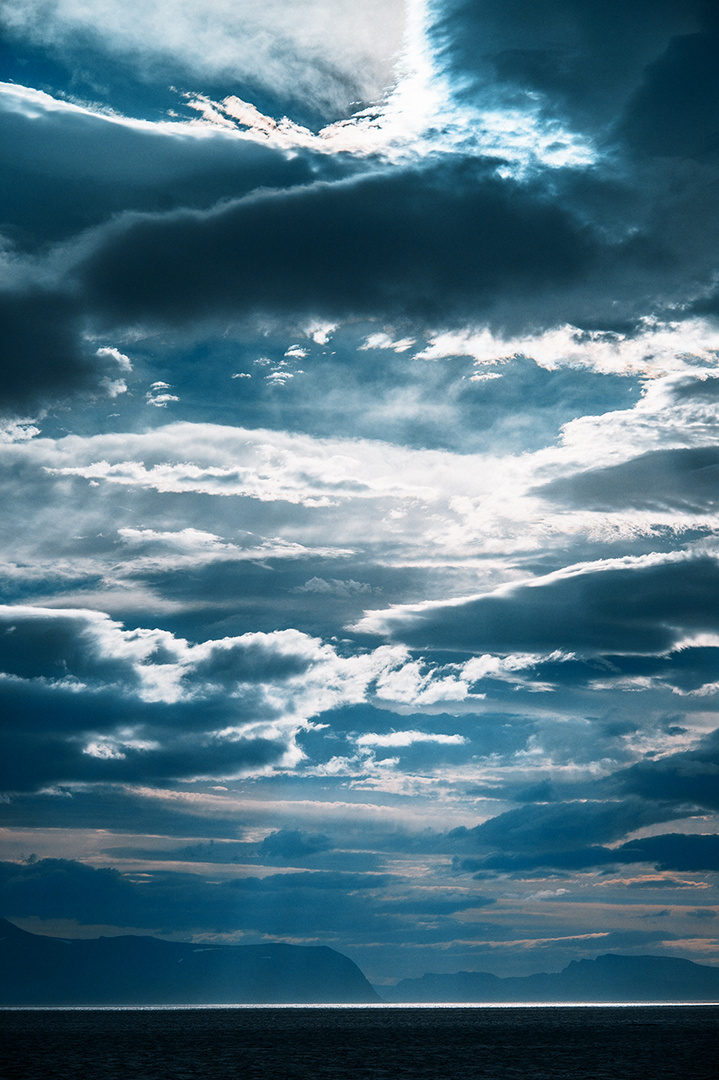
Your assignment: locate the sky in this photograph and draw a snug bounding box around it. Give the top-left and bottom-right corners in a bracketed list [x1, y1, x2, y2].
[1, 0, 718, 988]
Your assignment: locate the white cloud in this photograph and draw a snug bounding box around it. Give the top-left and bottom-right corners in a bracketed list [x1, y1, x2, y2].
[373, 657, 470, 705]
[0, 604, 481, 721]
[291, 577, 377, 596]
[356, 730, 468, 748]
[416, 319, 719, 378]
[3, 364, 719, 618]
[0, 80, 242, 144]
[0, 417, 40, 443]
[95, 346, 132, 372]
[0, 0, 406, 117]
[146, 382, 179, 407]
[116, 526, 351, 567]
[37, 422, 440, 508]
[361, 333, 416, 353]
[99, 377, 127, 398]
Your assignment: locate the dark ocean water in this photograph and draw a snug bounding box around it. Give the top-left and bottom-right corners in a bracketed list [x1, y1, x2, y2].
[1, 1005, 716, 1080]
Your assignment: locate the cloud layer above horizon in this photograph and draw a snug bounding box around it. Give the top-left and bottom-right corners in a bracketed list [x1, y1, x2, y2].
[1, 0, 718, 983]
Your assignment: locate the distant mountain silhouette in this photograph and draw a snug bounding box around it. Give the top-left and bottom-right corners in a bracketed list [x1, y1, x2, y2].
[0, 918, 379, 1005]
[382, 953, 719, 1003]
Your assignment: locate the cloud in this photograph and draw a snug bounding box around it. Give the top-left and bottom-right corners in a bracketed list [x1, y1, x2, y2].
[145, 381, 179, 407]
[356, 553, 719, 656]
[451, 798, 679, 858]
[537, 445, 719, 513]
[0, 289, 90, 412]
[0, 678, 294, 791]
[456, 830, 719, 877]
[2, 0, 719, 981]
[2, 39, 719, 418]
[418, 320, 719, 378]
[292, 577, 378, 596]
[33, 420, 439, 506]
[0, 603, 490, 791]
[0, 82, 318, 251]
[259, 829, 333, 860]
[610, 729, 719, 812]
[0, 858, 137, 923]
[0, 140, 713, 418]
[0, 0, 406, 119]
[0, 607, 318, 788]
[618, 16, 719, 157]
[429, 0, 703, 138]
[616, 833, 719, 873]
[0, 857, 393, 936]
[356, 730, 468, 748]
[448, 794, 719, 877]
[73, 162, 599, 334]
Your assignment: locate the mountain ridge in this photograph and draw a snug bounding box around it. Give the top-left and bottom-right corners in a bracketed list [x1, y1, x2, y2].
[3, 919, 719, 1004]
[380, 952, 719, 1003]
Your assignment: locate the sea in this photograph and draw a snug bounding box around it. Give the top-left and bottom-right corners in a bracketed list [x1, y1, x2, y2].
[1, 1005, 716, 1080]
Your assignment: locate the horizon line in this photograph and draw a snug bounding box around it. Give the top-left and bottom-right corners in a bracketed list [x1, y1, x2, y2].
[3, 1001, 718, 1011]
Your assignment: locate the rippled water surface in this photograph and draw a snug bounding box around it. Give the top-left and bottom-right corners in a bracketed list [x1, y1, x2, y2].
[1, 1005, 716, 1079]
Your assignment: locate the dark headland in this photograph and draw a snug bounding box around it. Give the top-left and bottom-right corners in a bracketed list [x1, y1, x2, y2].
[0, 918, 379, 1005]
[2, 918, 719, 1005]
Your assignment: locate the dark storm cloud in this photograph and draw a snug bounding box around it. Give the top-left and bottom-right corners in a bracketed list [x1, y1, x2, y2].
[430, 0, 705, 138]
[189, 639, 314, 686]
[0, 288, 93, 411]
[107, 829, 337, 866]
[456, 831, 719, 877]
[448, 796, 716, 876]
[0, 85, 325, 412]
[259, 829, 332, 860]
[0, 90, 320, 250]
[0, 859, 138, 924]
[0, 610, 312, 791]
[238, 871, 391, 892]
[450, 798, 676, 858]
[0, 787, 251, 838]
[616, 833, 719, 873]
[75, 162, 597, 332]
[609, 729, 719, 812]
[537, 445, 719, 513]
[507, 644, 719, 698]
[449, 730, 719, 877]
[0, 608, 137, 684]
[59, 148, 719, 354]
[0, 716, 286, 792]
[617, 13, 719, 157]
[2, 155, 638, 411]
[0, 858, 393, 936]
[0, 856, 502, 950]
[455, 847, 614, 875]
[108, 837, 384, 875]
[369, 555, 719, 655]
[0, 666, 268, 741]
[117, 557, 391, 643]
